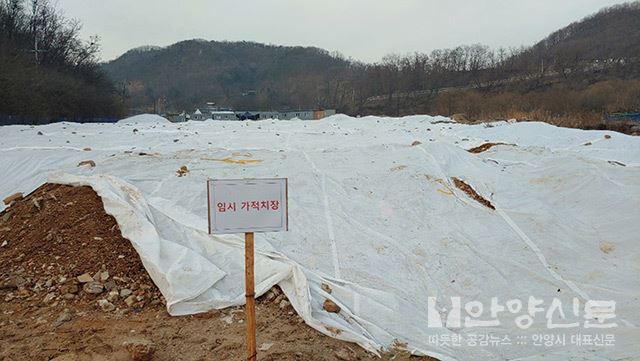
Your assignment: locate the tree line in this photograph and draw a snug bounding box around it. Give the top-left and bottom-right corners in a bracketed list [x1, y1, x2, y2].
[109, 0, 639, 130]
[2, 0, 639, 130]
[325, 1, 640, 127]
[0, 0, 124, 123]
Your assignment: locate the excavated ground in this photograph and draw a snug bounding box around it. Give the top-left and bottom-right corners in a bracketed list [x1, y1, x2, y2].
[0, 184, 433, 361]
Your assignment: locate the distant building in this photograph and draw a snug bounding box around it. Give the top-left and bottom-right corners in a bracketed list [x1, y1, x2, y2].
[210, 111, 236, 120]
[273, 109, 336, 120]
[186, 107, 336, 121]
[192, 109, 206, 121]
[165, 111, 188, 122]
[236, 112, 261, 120]
[605, 112, 640, 123]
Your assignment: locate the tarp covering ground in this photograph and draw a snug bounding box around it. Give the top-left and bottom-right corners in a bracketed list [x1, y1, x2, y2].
[1, 114, 638, 360]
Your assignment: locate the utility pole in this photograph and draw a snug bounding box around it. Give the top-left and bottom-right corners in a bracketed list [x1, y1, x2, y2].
[33, 31, 40, 63]
[30, 0, 45, 65]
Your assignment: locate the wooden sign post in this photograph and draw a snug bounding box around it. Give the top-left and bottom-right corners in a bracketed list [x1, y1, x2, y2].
[245, 231, 256, 361]
[207, 178, 288, 361]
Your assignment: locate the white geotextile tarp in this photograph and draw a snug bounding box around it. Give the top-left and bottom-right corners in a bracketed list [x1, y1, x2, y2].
[1, 115, 639, 360]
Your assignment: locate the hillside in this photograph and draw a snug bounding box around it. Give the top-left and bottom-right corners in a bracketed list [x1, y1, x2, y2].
[0, 0, 124, 124]
[506, 1, 640, 76]
[102, 2, 640, 130]
[357, 1, 640, 129]
[102, 40, 352, 112]
[531, 2, 639, 66]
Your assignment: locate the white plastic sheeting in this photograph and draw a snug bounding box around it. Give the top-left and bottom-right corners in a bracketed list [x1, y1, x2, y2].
[1, 114, 639, 360]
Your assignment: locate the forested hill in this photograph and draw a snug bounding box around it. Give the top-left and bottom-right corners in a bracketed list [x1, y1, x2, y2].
[104, 2, 640, 119]
[509, 1, 640, 73]
[102, 40, 352, 112]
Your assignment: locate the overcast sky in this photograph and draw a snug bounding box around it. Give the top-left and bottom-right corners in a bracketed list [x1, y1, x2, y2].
[57, 0, 628, 63]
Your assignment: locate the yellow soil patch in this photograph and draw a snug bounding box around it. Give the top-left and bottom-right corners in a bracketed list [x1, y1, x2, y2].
[599, 242, 615, 254]
[204, 157, 263, 164]
[425, 175, 455, 196]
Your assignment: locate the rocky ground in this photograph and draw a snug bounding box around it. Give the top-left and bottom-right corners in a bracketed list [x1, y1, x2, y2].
[0, 184, 433, 360]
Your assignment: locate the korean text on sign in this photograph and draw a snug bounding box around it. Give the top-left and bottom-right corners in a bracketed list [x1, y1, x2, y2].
[208, 178, 288, 234]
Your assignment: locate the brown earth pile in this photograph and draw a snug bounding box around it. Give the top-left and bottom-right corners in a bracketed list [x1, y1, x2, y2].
[466, 142, 507, 154]
[452, 177, 495, 210]
[0, 184, 434, 360]
[0, 183, 162, 312]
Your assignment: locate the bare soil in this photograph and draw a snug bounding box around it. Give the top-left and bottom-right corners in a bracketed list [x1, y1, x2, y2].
[466, 142, 507, 154]
[451, 177, 495, 210]
[0, 184, 434, 361]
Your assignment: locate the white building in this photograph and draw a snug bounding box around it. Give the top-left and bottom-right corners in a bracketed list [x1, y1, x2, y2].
[192, 109, 205, 121]
[210, 111, 236, 120]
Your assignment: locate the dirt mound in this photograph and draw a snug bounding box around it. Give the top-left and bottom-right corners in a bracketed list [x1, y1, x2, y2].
[0, 183, 162, 311]
[452, 177, 495, 210]
[0, 184, 436, 360]
[467, 142, 507, 154]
